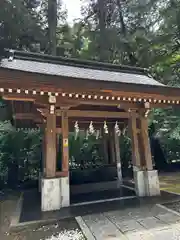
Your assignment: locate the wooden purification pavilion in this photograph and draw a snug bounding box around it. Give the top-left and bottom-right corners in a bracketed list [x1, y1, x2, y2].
[0, 49, 180, 211]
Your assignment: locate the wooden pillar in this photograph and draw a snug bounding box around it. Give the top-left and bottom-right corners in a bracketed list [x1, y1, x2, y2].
[114, 129, 122, 184]
[137, 131, 146, 169]
[138, 111, 160, 196]
[42, 129, 46, 175]
[45, 113, 56, 178]
[61, 110, 69, 173]
[109, 129, 116, 164]
[114, 130, 121, 166]
[129, 110, 147, 196]
[39, 126, 46, 192]
[102, 131, 109, 164]
[128, 111, 141, 169]
[139, 115, 153, 170]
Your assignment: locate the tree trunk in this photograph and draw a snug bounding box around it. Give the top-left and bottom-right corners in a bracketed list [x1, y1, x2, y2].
[48, 0, 57, 55]
[97, 0, 107, 61]
[116, 0, 138, 65]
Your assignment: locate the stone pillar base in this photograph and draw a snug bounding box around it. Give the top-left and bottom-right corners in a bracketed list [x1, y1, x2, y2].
[41, 176, 69, 212]
[133, 168, 160, 197]
[145, 170, 160, 196]
[60, 176, 70, 207]
[133, 168, 146, 197]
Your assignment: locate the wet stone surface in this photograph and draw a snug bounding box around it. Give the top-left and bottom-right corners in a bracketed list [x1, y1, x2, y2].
[81, 204, 180, 239]
[163, 200, 180, 214]
[2, 190, 180, 239]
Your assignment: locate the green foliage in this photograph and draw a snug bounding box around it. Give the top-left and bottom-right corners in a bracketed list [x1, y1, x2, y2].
[150, 107, 180, 162]
[0, 121, 42, 189]
[0, 0, 45, 51]
[69, 132, 104, 169]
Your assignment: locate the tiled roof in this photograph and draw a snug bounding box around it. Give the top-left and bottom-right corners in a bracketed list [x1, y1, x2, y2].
[0, 49, 164, 87]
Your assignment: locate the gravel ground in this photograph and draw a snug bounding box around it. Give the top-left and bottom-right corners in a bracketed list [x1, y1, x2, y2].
[0, 191, 85, 240]
[159, 173, 180, 193]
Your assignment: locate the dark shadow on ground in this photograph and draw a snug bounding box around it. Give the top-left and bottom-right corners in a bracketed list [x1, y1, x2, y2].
[20, 187, 135, 223]
[20, 186, 180, 224]
[71, 186, 135, 204]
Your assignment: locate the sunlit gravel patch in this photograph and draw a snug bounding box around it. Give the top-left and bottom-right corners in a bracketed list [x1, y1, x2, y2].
[44, 228, 85, 240]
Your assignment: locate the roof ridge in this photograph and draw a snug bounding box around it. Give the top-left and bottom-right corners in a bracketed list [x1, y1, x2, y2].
[4, 49, 149, 76]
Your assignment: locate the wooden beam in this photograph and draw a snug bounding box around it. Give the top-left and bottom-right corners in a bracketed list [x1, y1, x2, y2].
[3, 94, 35, 102]
[33, 94, 179, 109]
[14, 113, 43, 120]
[35, 95, 142, 109]
[108, 89, 180, 102]
[14, 113, 35, 119]
[13, 113, 44, 125]
[56, 171, 68, 177]
[57, 110, 139, 118]
[2, 92, 179, 109]
[2, 94, 50, 106]
[58, 98, 142, 109]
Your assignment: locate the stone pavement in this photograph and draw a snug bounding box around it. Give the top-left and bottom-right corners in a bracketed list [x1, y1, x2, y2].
[79, 204, 180, 239]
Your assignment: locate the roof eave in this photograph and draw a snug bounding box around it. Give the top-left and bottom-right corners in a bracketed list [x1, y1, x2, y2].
[0, 67, 179, 99]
